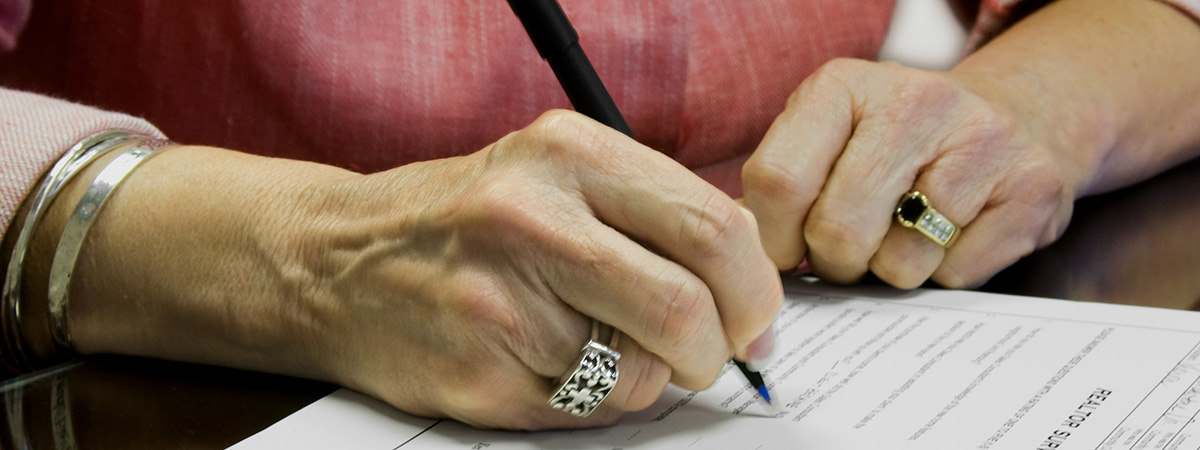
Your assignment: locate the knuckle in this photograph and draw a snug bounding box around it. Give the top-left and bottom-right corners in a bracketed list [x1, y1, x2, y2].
[1020, 158, 1067, 201]
[437, 355, 515, 420]
[571, 239, 623, 279]
[783, 80, 819, 111]
[742, 156, 815, 205]
[622, 356, 672, 412]
[445, 386, 522, 428]
[865, 72, 966, 135]
[671, 359, 725, 392]
[643, 276, 713, 355]
[452, 284, 521, 334]
[1001, 153, 1071, 246]
[889, 73, 957, 122]
[486, 129, 522, 161]
[810, 58, 863, 84]
[972, 108, 1019, 142]
[936, 258, 1002, 290]
[872, 257, 930, 290]
[462, 173, 590, 258]
[467, 177, 546, 234]
[954, 106, 1021, 150]
[525, 109, 607, 161]
[804, 213, 874, 275]
[786, 58, 859, 109]
[932, 267, 971, 289]
[678, 192, 743, 259]
[531, 108, 585, 132]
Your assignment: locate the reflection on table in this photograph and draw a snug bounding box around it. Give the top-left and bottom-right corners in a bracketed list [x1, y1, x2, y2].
[0, 356, 334, 450]
[983, 158, 1200, 310]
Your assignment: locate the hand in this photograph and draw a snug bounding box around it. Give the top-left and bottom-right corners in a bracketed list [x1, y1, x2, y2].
[742, 58, 1083, 289]
[285, 110, 782, 429]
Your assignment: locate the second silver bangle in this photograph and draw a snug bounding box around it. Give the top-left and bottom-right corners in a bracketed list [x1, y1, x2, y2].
[47, 143, 168, 353]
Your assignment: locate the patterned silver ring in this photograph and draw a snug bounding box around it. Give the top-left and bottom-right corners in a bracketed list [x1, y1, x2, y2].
[548, 320, 621, 418]
[895, 190, 959, 247]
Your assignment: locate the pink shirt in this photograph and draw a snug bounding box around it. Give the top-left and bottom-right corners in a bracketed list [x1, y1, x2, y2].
[1, 0, 1198, 237]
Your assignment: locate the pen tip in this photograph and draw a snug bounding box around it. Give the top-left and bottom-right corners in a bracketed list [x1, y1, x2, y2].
[756, 385, 772, 403]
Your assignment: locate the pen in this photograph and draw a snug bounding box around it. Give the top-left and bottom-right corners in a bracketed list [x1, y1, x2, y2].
[505, 0, 773, 407]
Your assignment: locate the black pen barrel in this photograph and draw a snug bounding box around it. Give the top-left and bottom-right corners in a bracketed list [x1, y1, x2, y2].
[506, 0, 634, 138]
[544, 44, 633, 137]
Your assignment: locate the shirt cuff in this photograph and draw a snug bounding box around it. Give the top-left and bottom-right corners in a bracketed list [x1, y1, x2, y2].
[965, 0, 1200, 52]
[0, 87, 166, 235]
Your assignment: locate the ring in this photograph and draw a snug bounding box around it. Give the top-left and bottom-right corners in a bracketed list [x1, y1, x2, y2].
[895, 190, 959, 247]
[548, 320, 621, 418]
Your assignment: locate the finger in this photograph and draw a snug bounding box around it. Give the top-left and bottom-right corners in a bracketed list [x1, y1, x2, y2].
[579, 151, 782, 374]
[501, 284, 597, 380]
[520, 111, 780, 384]
[537, 326, 672, 422]
[598, 332, 673, 412]
[420, 288, 630, 430]
[801, 64, 960, 284]
[733, 206, 779, 365]
[741, 59, 856, 270]
[934, 188, 1070, 289]
[537, 215, 729, 391]
[803, 112, 920, 284]
[867, 97, 1043, 286]
[441, 355, 627, 430]
[869, 156, 991, 288]
[474, 113, 732, 390]
[869, 225, 944, 289]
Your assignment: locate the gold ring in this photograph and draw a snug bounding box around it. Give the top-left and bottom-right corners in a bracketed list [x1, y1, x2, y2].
[895, 191, 959, 247]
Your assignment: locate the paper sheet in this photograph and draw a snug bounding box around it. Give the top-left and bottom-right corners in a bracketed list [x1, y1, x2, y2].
[230, 279, 1200, 449]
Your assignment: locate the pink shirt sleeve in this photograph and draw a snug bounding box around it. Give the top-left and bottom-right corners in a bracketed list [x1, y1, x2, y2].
[1163, 0, 1200, 19]
[2, 0, 1198, 240]
[964, 0, 1200, 51]
[1, 87, 165, 236]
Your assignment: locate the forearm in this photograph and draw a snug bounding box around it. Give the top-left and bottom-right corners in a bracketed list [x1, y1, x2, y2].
[22, 144, 356, 380]
[952, 0, 1200, 197]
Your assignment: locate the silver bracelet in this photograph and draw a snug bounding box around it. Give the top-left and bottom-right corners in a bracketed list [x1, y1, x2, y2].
[47, 142, 169, 353]
[2, 131, 140, 371]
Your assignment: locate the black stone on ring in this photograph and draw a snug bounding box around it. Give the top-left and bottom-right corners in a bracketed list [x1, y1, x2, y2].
[895, 191, 959, 247]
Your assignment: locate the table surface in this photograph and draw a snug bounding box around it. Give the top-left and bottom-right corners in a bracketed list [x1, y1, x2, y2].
[1, 159, 1195, 450]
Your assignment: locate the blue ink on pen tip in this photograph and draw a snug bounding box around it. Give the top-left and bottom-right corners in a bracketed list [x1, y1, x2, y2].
[757, 385, 772, 403]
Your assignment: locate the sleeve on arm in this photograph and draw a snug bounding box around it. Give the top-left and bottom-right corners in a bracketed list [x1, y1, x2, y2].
[1160, 0, 1200, 21]
[1, 87, 166, 237]
[958, 0, 1050, 51]
[959, 0, 1200, 52]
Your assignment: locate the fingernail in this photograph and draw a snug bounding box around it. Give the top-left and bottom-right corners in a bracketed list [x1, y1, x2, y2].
[744, 323, 777, 372]
[790, 258, 812, 276]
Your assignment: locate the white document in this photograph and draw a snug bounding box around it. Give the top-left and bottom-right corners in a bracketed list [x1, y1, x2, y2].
[230, 279, 1200, 450]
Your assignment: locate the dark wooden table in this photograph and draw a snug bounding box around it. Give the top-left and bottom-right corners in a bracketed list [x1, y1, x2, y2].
[0, 356, 335, 450]
[0, 159, 1195, 450]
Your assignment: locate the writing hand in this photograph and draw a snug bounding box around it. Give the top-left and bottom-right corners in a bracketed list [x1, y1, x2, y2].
[294, 110, 782, 428]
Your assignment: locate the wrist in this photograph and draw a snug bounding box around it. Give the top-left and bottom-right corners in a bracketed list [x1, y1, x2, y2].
[947, 65, 1111, 202]
[63, 145, 357, 382]
[951, 0, 1200, 197]
[2, 136, 146, 371]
